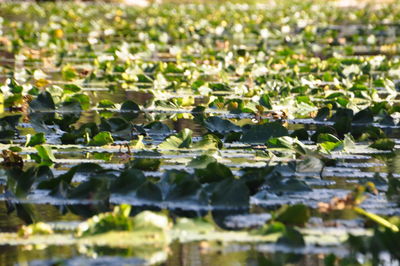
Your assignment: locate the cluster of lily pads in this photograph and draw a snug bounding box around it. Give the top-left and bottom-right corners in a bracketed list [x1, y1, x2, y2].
[1, 0, 400, 264]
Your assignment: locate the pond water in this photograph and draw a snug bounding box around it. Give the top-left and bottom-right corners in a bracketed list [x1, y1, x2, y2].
[1, 1, 400, 265]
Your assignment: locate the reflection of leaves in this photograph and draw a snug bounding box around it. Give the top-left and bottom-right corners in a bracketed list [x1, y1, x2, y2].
[353, 108, 373, 123]
[330, 108, 353, 138]
[314, 107, 331, 121]
[348, 228, 400, 260]
[100, 118, 132, 140]
[6, 167, 35, 197]
[260, 166, 312, 194]
[15, 203, 36, 224]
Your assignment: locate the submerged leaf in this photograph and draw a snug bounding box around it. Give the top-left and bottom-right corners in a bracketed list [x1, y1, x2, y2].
[370, 138, 395, 150]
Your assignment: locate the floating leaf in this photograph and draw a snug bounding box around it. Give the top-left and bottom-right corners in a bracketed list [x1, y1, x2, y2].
[121, 100, 140, 121]
[275, 204, 310, 226]
[210, 179, 249, 209]
[128, 156, 161, 171]
[88, 132, 114, 146]
[204, 117, 241, 135]
[195, 162, 234, 183]
[159, 128, 192, 149]
[112, 168, 146, 194]
[241, 122, 288, 144]
[34, 145, 56, 166]
[188, 155, 217, 169]
[25, 133, 45, 147]
[259, 94, 272, 109]
[18, 222, 53, 237]
[370, 138, 395, 150]
[77, 204, 133, 237]
[192, 134, 222, 149]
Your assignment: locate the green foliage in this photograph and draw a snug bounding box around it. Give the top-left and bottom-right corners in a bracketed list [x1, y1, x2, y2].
[370, 138, 395, 150]
[88, 131, 114, 146]
[25, 133, 45, 147]
[3, 1, 400, 263]
[275, 204, 311, 227]
[241, 122, 288, 144]
[159, 128, 192, 149]
[34, 145, 56, 166]
[77, 204, 133, 237]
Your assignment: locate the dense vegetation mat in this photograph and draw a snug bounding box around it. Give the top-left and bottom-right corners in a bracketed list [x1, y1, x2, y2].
[1, 0, 400, 264]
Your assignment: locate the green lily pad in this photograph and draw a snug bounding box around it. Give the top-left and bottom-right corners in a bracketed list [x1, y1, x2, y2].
[241, 122, 288, 144]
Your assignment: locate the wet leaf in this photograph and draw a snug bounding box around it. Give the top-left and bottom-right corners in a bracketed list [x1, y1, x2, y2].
[277, 227, 305, 247]
[159, 128, 192, 149]
[210, 179, 249, 209]
[195, 162, 234, 183]
[192, 134, 222, 149]
[88, 132, 114, 146]
[77, 205, 133, 237]
[370, 138, 395, 150]
[241, 122, 288, 144]
[204, 117, 241, 135]
[25, 133, 45, 147]
[111, 168, 146, 194]
[188, 155, 217, 169]
[121, 100, 140, 121]
[35, 145, 56, 166]
[275, 204, 310, 226]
